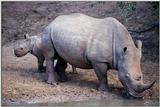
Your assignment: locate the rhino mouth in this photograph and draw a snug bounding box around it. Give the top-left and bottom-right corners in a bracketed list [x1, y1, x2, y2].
[126, 86, 143, 98]
[121, 81, 143, 98]
[14, 50, 25, 57]
[14, 53, 22, 57]
[14, 51, 21, 57]
[121, 78, 156, 98]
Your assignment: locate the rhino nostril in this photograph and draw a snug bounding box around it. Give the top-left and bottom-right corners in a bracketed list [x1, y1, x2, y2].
[135, 76, 141, 81]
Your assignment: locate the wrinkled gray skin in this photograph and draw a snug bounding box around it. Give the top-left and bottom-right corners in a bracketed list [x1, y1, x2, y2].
[38, 13, 155, 98]
[14, 34, 77, 81]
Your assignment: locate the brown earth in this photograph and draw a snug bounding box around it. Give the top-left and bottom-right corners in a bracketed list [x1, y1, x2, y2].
[1, 1, 159, 106]
[1, 42, 159, 105]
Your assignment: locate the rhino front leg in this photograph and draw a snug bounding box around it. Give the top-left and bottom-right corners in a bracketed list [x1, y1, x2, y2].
[92, 62, 109, 91]
[46, 58, 58, 85]
[37, 56, 45, 73]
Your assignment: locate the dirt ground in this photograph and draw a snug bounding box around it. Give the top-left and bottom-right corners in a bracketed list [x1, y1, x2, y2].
[1, 1, 159, 106]
[1, 42, 159, 105]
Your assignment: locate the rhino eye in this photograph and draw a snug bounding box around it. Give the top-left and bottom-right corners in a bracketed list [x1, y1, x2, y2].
[20, 48, 23, 50]
[123, 47, 127, 53]
[125, 74, 130, 79]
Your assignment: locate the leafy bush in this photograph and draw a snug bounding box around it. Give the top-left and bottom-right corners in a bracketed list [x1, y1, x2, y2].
[117, 2, 136, 18]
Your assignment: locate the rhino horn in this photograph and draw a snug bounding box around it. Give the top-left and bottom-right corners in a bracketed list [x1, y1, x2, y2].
[138, 80, 156, 93]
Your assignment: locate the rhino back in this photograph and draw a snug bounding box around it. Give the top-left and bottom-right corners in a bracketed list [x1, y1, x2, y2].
[46, 14, 115, 68]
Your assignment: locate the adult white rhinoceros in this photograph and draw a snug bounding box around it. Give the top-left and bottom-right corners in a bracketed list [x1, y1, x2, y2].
[22, 13, 156, 98]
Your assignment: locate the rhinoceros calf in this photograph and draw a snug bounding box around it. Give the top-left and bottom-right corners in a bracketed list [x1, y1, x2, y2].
[17, 13, 155, 98]
[14, 34, 77, 81]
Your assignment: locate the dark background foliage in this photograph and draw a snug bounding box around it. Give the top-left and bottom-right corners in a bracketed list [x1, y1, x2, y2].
[2, 2, 159, 62]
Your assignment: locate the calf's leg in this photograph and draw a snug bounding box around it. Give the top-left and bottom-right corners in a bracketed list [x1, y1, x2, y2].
[37, 56, 45, 73]
[46, 58, 58, 85]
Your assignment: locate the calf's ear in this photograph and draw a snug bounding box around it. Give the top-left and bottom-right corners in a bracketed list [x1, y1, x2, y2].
[24, 34, 30, 39]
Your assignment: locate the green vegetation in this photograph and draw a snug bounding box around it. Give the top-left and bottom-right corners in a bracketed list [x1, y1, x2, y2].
[117, 2, 136, 18]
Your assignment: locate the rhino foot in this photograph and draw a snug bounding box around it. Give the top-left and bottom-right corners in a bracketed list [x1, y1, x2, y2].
[46, 77, 58, 86]
[70, 72, 78, 74]
[59, 76, 71, 82]
[46, 80, 58, 86]
[98, 83, 110, 92]
[38, 66, 46, 73]
[38, 69, 45, 73]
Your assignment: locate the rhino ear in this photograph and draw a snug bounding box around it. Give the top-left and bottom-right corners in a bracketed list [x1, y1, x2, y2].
[24, 34, 30, 39]
[135, 40, 142, 50]
[135, 40, 142, 57]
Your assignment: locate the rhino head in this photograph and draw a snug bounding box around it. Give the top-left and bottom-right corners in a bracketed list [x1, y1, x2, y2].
[117, 40, 155, 98]
[14, 34, 32, 57]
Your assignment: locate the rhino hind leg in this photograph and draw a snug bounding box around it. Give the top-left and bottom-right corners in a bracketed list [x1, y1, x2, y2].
[92, 62, 110, 91]
[55, 57, 70, 82]
[37, 56, 45, 73]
